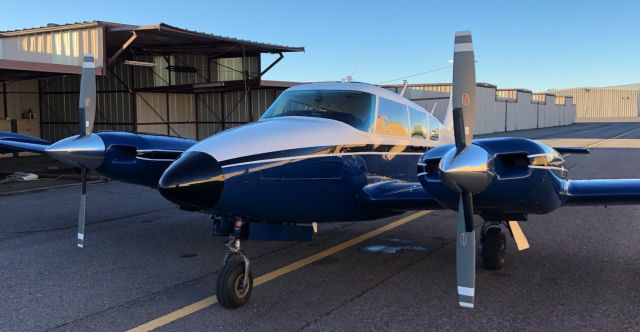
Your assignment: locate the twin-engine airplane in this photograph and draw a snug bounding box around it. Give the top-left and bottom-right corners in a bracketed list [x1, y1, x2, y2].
[3, 31, 640, 309]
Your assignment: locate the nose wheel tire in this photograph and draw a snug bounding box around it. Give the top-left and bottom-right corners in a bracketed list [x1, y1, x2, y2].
[217, 259, 254, 309]
[481, 227, 506, 270]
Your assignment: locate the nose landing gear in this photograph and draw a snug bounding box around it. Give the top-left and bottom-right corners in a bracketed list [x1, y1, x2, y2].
[216, 220, 254, 309]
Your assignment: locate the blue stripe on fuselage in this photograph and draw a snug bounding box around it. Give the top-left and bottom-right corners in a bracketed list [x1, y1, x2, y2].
[212, 150, 427, 223]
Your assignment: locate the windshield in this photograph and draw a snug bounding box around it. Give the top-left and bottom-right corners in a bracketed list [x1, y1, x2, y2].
[260, 90, 375, 132]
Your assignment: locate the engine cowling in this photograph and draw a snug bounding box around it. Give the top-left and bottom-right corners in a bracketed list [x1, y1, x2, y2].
[418, 137, 567, 218]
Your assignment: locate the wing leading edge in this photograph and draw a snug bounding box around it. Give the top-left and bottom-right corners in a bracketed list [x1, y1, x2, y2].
[0, 130, 197, 188]
[563, 179, 640, 206]
[0, 131, 51, 154]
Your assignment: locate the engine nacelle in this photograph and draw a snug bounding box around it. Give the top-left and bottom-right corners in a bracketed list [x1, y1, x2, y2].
[95, 131, 196, 187]
[418, 137, 567, 219]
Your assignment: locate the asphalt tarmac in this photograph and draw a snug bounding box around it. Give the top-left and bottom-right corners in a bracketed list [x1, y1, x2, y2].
[1, 122, 639, 331]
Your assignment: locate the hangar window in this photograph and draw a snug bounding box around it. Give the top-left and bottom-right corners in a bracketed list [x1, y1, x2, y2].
[376, 98, 410, 137]
[260, 90, 375, 132]
[409, 107, 428, 139]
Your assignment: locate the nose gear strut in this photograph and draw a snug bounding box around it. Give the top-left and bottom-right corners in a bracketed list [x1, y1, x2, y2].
[216, 218, 254, 308]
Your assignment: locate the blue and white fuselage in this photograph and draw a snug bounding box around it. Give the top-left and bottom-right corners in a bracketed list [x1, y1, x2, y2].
[158, 82, 453, 222]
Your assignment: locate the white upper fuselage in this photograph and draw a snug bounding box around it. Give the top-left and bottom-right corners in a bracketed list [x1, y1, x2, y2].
[189, 82, 454, 166]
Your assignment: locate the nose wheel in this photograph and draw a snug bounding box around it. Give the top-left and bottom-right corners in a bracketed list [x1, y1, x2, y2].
[217, 235, 254, 309]
[480, 224, 506, 270]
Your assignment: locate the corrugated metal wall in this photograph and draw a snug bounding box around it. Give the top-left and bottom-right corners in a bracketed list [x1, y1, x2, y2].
[4, 80, 40, 120]
[27, 52, 277, 141]
[2, 80, 41, 140]
[40, 62, 134, 140]
[547, 87, 639, 119]
[390, 84, 576, 135]
[134, 88, 280, 140]
[7, 61, 582, 143]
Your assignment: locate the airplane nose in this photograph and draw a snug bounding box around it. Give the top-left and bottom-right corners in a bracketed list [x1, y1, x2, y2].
[159, 151, 224, 210]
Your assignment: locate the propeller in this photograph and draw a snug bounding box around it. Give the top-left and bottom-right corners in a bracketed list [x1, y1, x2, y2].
[44, 54, 99, 248]
[439, 31, 493, 308]
[75, 54, 97, 248]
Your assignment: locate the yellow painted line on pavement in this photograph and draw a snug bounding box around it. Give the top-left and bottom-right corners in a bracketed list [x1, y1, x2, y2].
[541, 126, 640, 150]
[541, 138, 640, 149]
[127, 210, 431, 332]
[587, 126, 640, 148]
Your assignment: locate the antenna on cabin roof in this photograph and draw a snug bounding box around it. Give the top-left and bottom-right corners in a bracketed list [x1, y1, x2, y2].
[342, 52, 362, 83]
[399, 80, 409, 97]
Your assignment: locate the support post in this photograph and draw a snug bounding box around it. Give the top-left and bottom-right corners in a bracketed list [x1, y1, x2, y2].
[107, 32, 137, 68]
[260, 52, 284, 77]
[195, 93, 200, 140]
[2, 82, 7, 120]
[220, 92, 226, 131]
[129, 65, 138, 132]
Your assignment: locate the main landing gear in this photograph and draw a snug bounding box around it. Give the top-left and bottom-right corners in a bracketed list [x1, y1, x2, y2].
[216, 219, 254, 309]
[480, 220, 530, 271]
[480, 223, 506, 270]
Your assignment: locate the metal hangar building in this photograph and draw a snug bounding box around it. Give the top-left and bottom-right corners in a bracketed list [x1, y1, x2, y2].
[0, 21, 303, 142]
[548, 83, 640, 121]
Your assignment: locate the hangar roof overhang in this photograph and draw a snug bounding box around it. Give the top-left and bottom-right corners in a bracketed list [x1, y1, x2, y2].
[0, 21, 304, 81]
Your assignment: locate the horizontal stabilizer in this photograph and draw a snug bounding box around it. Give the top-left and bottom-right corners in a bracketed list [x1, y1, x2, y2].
[564, 179, 640, 205]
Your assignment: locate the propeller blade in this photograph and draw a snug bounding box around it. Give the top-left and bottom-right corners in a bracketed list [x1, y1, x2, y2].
[75, 56, 95, 248]
[77, 167, 87, 248]
[456, 192, 476, 308]
[451, 31, 477, 152]
[78, 54, 97, 137]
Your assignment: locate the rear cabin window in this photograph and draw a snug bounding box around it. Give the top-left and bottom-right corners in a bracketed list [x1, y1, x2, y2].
[376, 98, 410, 137]
[427, 115, 440, 141]
[409, 107, 428, 139]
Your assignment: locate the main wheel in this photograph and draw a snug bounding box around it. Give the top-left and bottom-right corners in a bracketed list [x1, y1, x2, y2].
[482, 227, 506, 270]
[216, 260, 253, 309]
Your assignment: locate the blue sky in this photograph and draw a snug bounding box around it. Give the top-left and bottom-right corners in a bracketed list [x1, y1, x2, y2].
[1, 0, 638, 91]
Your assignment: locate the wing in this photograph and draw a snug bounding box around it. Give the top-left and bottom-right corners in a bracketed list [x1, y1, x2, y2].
[563, 179, 640, 206]
[0, 130, 196, 188]
[0, 131, 51, 154]
[554, 147, 590, 155]
[361, 180, 446, 211]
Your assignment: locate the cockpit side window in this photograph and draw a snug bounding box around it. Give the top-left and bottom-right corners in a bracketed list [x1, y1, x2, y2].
[376, 98, 410, 137]
[260, 90, 375, 132]
[409, 107, 428, 139]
